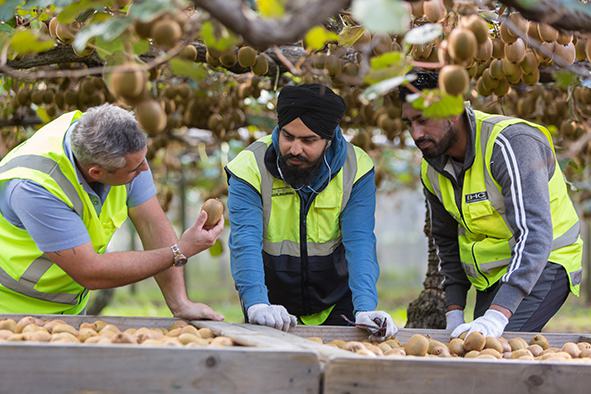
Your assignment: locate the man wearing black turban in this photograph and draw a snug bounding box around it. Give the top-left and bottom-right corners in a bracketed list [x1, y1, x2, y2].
[225, 84, 396, 339]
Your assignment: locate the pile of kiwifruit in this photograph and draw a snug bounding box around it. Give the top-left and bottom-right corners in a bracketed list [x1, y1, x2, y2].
[308, 332, 591, 362]
[0, 317, 237, 347]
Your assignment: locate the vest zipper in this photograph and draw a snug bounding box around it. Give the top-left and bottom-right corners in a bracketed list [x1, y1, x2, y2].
[471, 242, 490, 287]
[299, 193, 309, 313]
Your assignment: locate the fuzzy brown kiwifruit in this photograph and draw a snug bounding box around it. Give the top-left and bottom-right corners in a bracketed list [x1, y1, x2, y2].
[554, 42, 576, 64]
[201, 198, 224, 229]
[529, 334, 550, 350]
[404, 335, 429, 356]
[504, 38, 526, 64]
[461, 15, 489, 44]
[108, 65, 147, 100]
[151, 18, 182, 50]
[448, 28, 477, 63]
[438, 65, 469, 96]
[423, 0, 446, 23]
[179, 45, 197, 61]
[448, 338, 465, 356]
[537, 23, 559, 42]
[238, 46, 257, 68]
[252, 54, 269, 76]
[463, 332, 486, 352]
[484, 337, 504, 354]
[508, 337, 529, 351]
[135, 99, 166, 135]
[219, 49, 238, 67]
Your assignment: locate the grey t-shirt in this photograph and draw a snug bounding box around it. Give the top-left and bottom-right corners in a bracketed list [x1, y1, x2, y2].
[0, 127, 156, 252]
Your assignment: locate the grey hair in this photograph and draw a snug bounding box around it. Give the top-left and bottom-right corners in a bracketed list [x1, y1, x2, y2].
[71, 103, 147, 170]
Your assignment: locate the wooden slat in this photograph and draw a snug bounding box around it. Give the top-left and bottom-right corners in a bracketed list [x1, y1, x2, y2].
[0, 343, 321, 394]
[324, 356, 591, 394]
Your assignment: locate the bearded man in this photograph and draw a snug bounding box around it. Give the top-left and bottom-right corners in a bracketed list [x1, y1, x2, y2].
[225, 84, 396, 339]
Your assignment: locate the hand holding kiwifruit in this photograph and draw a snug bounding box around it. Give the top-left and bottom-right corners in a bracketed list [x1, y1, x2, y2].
[178, 204, 224, 256]
[201, 198, 224, 229]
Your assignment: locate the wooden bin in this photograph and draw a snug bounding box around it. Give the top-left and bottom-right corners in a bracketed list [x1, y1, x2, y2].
[0, 314, 321, 394]
[288, 326, 591, 394]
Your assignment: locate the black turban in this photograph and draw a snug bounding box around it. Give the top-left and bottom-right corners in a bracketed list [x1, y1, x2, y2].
[277, 84, 346, 140]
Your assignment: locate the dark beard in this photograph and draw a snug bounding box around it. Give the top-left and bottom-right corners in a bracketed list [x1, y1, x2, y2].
[278, 153, 324, 188]
[416, 121, 458, 159]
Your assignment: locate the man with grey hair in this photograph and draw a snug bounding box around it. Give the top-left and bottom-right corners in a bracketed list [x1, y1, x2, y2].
[0, 104, 225, 319]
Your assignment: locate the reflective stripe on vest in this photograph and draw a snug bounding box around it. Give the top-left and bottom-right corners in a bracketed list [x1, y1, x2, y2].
[422, 111, 582, 293]
[0, 112, 128, 311]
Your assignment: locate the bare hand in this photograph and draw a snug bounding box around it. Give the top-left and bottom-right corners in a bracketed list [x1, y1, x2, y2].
[172, 300, 224, 321]
[178, 210, 224, 257]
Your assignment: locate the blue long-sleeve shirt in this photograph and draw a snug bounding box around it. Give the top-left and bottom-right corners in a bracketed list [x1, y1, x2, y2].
[227, 138, 379, 313]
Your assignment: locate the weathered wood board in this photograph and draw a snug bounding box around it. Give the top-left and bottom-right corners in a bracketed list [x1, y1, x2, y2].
[323, 356, 591, 394]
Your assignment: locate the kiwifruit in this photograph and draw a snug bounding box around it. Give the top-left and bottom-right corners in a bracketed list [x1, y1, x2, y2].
[51, 323, 78, 336]
[136, 99, 166, 135]
[427, 339, 447, 354]
[377, 342, 392, 353]
[16, 316, 41, 333]
[561, 342, 582, 358]
[24, 330, 52, 342]
[151, 18, 182, 50]
[438, 65, 469, 96]
[557, 32, 573, 45]
[492, 38, 505, 59]
[371, 34, 394, 56]
[220, 49, 238, 67]
[56, 21, 80, 44]
[327, 339, 347, 348]
[111, 332, 136, 344]
[554, 42, 576, 64]
[404, 334, 429, 356]
[384, 348, 406, 357]
[363, 343, 384, 356]
[431, 344, 451, 357]
[238, 46, 257, 68]
[411, 43, 434, 60]
[581, 349, 591, 358]
[448, 338, 465, 356]
[464, 350, 480, 358]
[0, 319, 17, 332]
[488, 59, 504, 80]
[476, 354, 497, 360]
[508, 12, 528, 35]
[201, 198, 224, 228]
[99, 324, 121, 334]
[50, 332, 79, 343]
[385, 338, 402, 348]
[166, 328, 182, 337]
[529, 334, 550, 350]
[108, 65, 147, 99]
[133, 19, 154, 39]
[448, 28, 477, 63]
[508, 337, 529, 351]
[423, 0, 446, 23]
[178, 333, 208, 345]
[179, 325, 200, 336]
[574, 38, 587, 61]
[31, 90, 44, 105]
[410, 0, 424, 19]
[476, 37, 493, 61]
[78, 327, 97, 342]
[519, 50, 539, 73]
[252, 54, 269, 76]
[48, 17, 59, 39]
[179, 45, 197, 61]
[501, 57, 521, 78]
[198, 327, 214, 339]
[355, 348, 377, 357]
[480, 348, 502, 359]
[206, 50, 221, 67]
[6, 333, 25, 342]
[21, 324, 45, 334]
[537, 23, 559, 42]
[511, 348, 533, 359]
[463, 332, 486, 352]
[342, 62, 360, 77]
[343, 341, 366, 352]
[499, 23, 517, 44]
[461, 15, 489, 44]
[504, 38, 526, 63]
[528, 344, 544, 357]
[578, 342, 591, 352]
[527, 22, 543, 41]
[484, 336, 504, 354]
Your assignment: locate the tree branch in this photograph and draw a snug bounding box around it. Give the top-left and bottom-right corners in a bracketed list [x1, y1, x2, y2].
[192, 0, 351, 50]
[498, 0, 591, 33]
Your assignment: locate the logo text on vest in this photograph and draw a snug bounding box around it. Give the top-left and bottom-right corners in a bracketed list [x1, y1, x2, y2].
[272, 187, 295, 197]
[465, 191, 488, 203]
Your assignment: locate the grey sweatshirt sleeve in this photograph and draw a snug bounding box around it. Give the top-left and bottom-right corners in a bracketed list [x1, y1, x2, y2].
[424, 186, 471, 308]
[489, 124, 556, 313]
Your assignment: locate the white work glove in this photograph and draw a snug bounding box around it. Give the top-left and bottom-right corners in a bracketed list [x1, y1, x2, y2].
[451, 309, 509, 338]
[445, 309, 465, 332]
[247, 303, 297, 332]
[355, 311, 398, 340]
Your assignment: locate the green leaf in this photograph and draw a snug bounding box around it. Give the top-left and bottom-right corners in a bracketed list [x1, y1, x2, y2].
[133, 39, 150, 55]
[359, 74, 416, 104]
[304, 26, 338, 51]
[351, 0, 410, 34]
[404, 23, 442, 45]
[257, 0, 285, 18]
[127, 0, 179, 22]
[410, 89, 464, 119]
[553, 70, 578, 89]
[200, 21, 239, 52]
[35, 106, 50, 124]
[0, 23, 15, 33]
[209, 239, 224, 257]
[9, 29, 55, 55]
[94, 35, 124, 60]
[57, 0, 110, 24]
[338, 25, 367, 47]
[73, 16, 131, 52]
[364, 50, 411, 84]
[169, 58, 208, 82]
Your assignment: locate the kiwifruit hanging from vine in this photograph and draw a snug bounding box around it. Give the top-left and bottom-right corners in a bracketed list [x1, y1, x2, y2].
[56, 21, 80, 44]
[461, 15, 489, 44]
[16, 88, 31, 106]
[252, 54, 269, 76]
[238, 46, 257, 68]
[31, 90, 44, 105]
[475, 37, 493, 61]
[48, 17, 59, 39]
[107, 65, 147, 100]
[584, 39, 591, 62]
[448, 28, 477, 63]
[439, 65, 469, 96]
[557, 32, 573, 45]
[537, 23, 559, 42]
[136, 99, 166, 135]
[219, 49, 238, 67]
[519, 50, 538, 73]
[499, 23, 517, 44]
[206, 50, 221, 67]
[151, 18, 182, 50]
[179, 45, 197, 61]
[504, 38, 526, 63]
[423, 0, 446, 23]
[409, 0, 424, 19]
[522, 68, 540, 85]
[554, 42, 576, 64]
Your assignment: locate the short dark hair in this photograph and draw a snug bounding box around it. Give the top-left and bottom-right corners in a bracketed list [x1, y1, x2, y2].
[399, 70, 439, 103]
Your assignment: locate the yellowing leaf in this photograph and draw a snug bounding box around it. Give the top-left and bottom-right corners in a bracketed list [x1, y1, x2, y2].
[10, 29, 55, 55]
[304, 26, 338, 51]
[410, 89, 464, 119]
[257, 0, 285, 18]
[338, 25, 367, 47]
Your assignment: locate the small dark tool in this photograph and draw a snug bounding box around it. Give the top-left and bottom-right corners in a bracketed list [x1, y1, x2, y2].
[341, 314, 388, 338]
